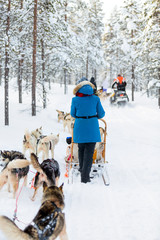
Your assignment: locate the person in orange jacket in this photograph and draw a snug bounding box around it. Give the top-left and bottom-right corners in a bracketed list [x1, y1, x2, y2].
[112, 74, 127, 91]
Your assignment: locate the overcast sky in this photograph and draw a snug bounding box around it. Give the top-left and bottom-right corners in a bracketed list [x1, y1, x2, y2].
[101, 0, 124, 20]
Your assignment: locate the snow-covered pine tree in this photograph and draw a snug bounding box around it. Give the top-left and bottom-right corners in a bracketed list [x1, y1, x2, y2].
[8, 0, 36, 98]
[10, 0, 25, 104]
[4, 0, 11, 125]
[83, 0, 105, 82]
[65, 0, 88, 83]
[32, 0, 37, 116]
[141, 0, 160, 90]
[120, 0, 141, 101]
[38, 0, 85, 92]
[103, 0, 143, 94]
[0, 0, 6, 85]
[103, 7, 125, 86]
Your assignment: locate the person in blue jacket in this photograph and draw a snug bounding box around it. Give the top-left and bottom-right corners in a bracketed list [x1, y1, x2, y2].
[70, 77, 105, 183]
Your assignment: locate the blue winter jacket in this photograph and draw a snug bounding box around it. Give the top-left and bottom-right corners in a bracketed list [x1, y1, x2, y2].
[71, 81, 105, 143]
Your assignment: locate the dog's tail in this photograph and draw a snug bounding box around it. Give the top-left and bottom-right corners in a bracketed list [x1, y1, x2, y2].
[0, 216, 31, 240]
[24, 129, 31, 142]
[30, 153, 42, 173]
[7, 159, 30, 169]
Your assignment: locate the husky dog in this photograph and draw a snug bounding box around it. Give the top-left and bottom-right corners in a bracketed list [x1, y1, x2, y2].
[30, 153, 60, 201]
[98, 89, 111, 100]
[0, 184, 69, 240]
[23, 127, 42, 156]
[37, 133, 59, 161]
[99, 91, 108, 100]
[56, 110, 65, 122]
[63, 113, 75, 134]
[99, 127, 105, 141]
[95, 142, 105, 162]
[94, 127, 105, 162]
[0, 151, 29, 198]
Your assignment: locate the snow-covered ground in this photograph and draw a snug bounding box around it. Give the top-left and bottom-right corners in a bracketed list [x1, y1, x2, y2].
[0, 83, 160, 240]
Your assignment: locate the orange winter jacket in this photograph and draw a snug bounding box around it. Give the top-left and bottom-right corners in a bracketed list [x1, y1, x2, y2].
[114, 76, 125, 84]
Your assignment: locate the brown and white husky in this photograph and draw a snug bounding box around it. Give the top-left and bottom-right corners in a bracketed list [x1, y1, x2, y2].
[56, 109, 65, 122]
[37, 133, 59, 161]
[0, 184, 69, 240]
[0, 150, 29, 198]
[23, 127, 42, 156]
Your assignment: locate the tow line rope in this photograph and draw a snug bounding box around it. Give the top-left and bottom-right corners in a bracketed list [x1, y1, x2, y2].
[64, 154, 71, 178]
[13, 170, 36, 224]
[13, 174, 27, 223]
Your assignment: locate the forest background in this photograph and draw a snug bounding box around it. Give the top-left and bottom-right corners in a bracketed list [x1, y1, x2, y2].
[0, 0, 160, 126]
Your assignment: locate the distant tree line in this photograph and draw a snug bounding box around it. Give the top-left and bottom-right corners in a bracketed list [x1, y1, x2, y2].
[0, 0, 159, 125]
[0, 0, 105, 124]
[103, 0, 160, 103]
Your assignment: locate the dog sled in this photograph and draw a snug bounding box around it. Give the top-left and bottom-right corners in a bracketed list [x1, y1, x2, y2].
[65, 119, 110, 186]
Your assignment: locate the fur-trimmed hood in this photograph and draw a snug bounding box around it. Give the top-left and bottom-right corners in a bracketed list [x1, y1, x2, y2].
[73, 81, 95, 95]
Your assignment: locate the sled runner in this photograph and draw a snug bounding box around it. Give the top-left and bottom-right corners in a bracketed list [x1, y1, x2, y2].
[65, 119, 110, 186]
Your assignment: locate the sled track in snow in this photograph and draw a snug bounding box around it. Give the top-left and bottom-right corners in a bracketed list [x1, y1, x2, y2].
[108, 107, 160, 211]
[64, 180, 125, 240]
[117, 157, 160, 213]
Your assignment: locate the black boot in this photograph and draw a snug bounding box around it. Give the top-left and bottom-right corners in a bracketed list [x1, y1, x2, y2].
[81, 176, 91, 183]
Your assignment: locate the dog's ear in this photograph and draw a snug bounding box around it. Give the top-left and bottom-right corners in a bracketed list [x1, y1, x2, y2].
[56, 110, 61, 113]
[36, 127, 42, 132]
[30, 153, 43, 173]
[59, 183, 64, 193]
[1, 151, 6, 158]
[43, 182, 48, 192]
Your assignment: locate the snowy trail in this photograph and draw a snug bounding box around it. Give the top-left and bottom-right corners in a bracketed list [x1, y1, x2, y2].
[0, 86, 160, 240]
[105, 99, 160, 239]
[63, 96, 160, 240]
[65, 183, 122, 240]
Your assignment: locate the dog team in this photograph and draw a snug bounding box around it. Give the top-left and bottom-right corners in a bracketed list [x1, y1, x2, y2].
[0, 124, 68, 240]
[0, 109, 105, 240]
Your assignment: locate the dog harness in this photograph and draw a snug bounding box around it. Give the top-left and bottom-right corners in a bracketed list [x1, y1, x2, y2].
[42, 159, 60, 177]
[30, 201, 62, 240]
[35, 135, 46, 154]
